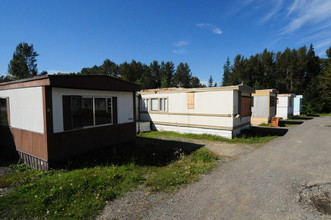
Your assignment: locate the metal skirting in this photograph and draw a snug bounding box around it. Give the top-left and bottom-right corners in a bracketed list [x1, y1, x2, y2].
[18, 151, 49, 171]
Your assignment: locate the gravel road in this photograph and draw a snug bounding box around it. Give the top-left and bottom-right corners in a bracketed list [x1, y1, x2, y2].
[99, 116, 331, 220]
[140, 116, 331, 220]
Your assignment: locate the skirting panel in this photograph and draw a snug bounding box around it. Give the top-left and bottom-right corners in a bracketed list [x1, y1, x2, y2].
[18, 151, 49, 171]
[154, 124, 233, 139]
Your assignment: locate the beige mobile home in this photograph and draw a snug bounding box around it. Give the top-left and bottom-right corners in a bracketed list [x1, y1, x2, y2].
[138, 85, 255, 139]
[251, 89, 279, 125]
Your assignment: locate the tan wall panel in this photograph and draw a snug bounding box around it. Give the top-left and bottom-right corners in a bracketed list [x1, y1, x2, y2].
[11, 127, 48, 161]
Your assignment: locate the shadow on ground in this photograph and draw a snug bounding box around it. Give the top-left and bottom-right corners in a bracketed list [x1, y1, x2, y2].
[52, 137, 205, 170]
[290, 116, 314, 120]
[249, 126, 289, 136]
[279, 120, 304, 127]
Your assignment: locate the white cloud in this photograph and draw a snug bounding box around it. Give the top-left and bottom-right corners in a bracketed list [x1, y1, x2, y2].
[173, 48, 187, 54]
[282, 0, 331, 34]
[260, 0, 284, 24]
[174, 40, 189, 47]
[196, 23, 223, 35]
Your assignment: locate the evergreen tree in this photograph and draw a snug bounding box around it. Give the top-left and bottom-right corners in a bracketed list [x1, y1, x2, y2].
[303, 79, 324, 114]
[150, 61, 161, 88]
[231, 55, 245, 85]
[101, 59, 118, 77]
[160, 61, 174, 88]
[208, 75, 213, 87]
[173, 63, 192, 88]
[190, 76, 204, 88]
[222, 57, 232, 86]
[8, 42, 39, 79]
[305, 44, 321, 88]
[318, 47, 331, 112]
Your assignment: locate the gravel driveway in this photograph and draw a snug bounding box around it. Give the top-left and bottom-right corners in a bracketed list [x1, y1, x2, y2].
[98, 116, 331, 220]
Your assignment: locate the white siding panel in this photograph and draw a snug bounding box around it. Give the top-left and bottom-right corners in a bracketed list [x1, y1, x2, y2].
[0, 87, 44, 133]
[52, 88, 133, 133]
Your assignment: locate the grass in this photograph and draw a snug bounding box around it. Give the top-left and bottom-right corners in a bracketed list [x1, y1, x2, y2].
[0, 143, 218, 219]
[259, 123, 270, 127]
[138, 130, 276, 144]
[316, 113, 331, 116]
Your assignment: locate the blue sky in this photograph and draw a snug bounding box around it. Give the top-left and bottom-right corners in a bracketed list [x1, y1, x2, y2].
[1, 0, 331, 84]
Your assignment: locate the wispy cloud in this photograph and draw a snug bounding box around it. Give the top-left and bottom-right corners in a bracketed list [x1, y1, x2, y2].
[282, 0, 331, 34]
[196, 23, 223, 35]
[174, 40, 189, 47]
[173, 40, 189, 54]
[234, 0, 331, 55]
[259, 0, 284, 24]
[173, 48, 187, 54]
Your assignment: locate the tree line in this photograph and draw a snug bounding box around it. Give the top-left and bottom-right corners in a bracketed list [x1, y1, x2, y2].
[1, 42, 330, 113]
[1, 42, 204, 90]
[77, 59, 204, 89]
[222, 45, 331, 113]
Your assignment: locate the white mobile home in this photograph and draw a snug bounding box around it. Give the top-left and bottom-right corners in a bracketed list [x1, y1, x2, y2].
[251, 89, 279, 125]
[138, 85, 255, 139]
[276, 93, 296, 119]
[0, 75, 139, 170]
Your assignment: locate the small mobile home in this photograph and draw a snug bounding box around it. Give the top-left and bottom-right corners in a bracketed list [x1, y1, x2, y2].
[0, 75, 140, 170]
[276, 93, 296, 119]
[138, 85, 255, 139]
[293, 95, 303, 116]
[251, 89, 279, 125]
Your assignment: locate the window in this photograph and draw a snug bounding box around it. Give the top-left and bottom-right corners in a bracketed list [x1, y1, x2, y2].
[63, 96, 117, 131]
[140, 98, 149, 111]
[95, 98, 112, 125]
[151, 98, 158, 111]
[159, 98, 168, 111]
[0, 98, 8, 125]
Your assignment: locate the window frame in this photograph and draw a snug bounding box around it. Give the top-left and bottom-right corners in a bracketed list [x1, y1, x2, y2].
[151, 98, 159, 111]
[66, 96, 116, 131]
[159, 97, 168, 112]
[140, 98, 149, 112]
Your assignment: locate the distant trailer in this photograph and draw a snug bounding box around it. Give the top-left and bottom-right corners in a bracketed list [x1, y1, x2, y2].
[293, 95, 303, 116]
[0, 75, 140, 170]
[276, 93, 296, 119]
[251, 89, 279, 125]
[138, 85, 255, 139]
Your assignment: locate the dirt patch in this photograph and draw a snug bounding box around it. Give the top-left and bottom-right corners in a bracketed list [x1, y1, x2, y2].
[300, 183, 331, 215]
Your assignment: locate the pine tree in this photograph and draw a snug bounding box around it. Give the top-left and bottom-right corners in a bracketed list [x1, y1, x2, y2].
[160, 61, 174, 88]
[222, 57, 232, 86]
[208, 75, 213, 87]
[173, 63, 192, 88]
[8, 42, 39, 79]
